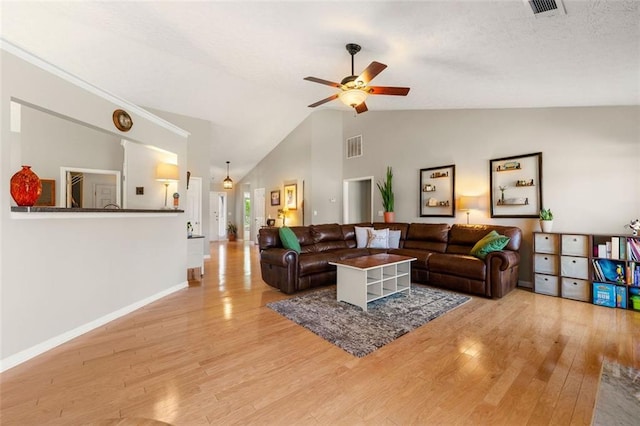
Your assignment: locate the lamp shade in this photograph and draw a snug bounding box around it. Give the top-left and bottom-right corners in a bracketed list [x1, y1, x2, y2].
[339, 89, 368, 108]
[156, 163, 179, 181]
[459, 195, 481, 211]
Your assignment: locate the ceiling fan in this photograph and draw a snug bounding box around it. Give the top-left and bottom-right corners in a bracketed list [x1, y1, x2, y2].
[304, 43, 410, 114]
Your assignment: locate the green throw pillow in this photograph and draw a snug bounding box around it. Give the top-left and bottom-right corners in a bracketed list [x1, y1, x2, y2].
[279, 226, 301, 253]
[470, 231, 511, 260]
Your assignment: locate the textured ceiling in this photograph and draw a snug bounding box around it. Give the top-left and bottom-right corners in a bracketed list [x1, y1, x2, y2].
[2, 1, 639, 182]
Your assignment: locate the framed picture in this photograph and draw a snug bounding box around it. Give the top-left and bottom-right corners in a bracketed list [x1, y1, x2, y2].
[420, 165, 455, 217]
[490, 152, 542, 218]
[270, 190, 280, 206]
[35, 179, 56, 206]
[284, 183, 297, 210]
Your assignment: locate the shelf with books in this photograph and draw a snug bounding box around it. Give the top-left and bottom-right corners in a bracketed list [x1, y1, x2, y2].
[591, 234, 640, 311]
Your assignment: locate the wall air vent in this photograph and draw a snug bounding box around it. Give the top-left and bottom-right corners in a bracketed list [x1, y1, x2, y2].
[524, 0, 566, 17]
[346, 135, 363, 159]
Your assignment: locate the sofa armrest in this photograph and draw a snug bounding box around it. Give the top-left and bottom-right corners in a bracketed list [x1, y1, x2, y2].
[261, 248, 298, 267]
[486, 250, 519, 271]
[260, 248, 299, 294]
[486, 250, 520, 298]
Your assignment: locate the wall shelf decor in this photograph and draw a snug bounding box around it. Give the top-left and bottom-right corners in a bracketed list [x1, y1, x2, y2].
[420, 164, 455, 217]
[490, 152, 542, 218]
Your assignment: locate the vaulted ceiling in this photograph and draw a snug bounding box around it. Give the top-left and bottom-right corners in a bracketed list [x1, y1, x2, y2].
[2, 1, 639, 182]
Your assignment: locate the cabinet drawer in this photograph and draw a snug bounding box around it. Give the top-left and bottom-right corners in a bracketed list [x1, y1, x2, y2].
[561, 234, 589, 257]
[534, 253, 558, 275]
[535, 233, 558, 254]
[560, 256, 589, 279]
[535, 274, 559, 296]
[561, 278, 590, 302]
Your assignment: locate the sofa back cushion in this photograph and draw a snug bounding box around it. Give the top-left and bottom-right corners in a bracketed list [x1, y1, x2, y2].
[372, 222, 410, 241]
[258, 227, 280, 250]
[403, 223, 449, 253]
[447, 224, 522, 254]
[310, 224, 349, 252]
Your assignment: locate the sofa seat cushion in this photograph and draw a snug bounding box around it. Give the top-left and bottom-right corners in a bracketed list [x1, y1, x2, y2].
[387, 248, 432, 267]
[298, 252, 340, 276]
[330, 248, 372, 260]
[428, 253, 486, 280]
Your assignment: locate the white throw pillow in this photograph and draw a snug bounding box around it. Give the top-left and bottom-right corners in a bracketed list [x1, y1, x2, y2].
[388, 230, 401, 249]
[367, 228, 389, 249]
[355, 226, 373, 248]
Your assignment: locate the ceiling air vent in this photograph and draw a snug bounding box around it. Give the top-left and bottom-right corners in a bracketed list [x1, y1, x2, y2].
[524, 0, 566, 17]
[346, 135, 363, 159]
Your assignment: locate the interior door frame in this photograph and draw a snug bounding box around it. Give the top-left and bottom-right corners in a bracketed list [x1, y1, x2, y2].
[342, 176, 374, 224]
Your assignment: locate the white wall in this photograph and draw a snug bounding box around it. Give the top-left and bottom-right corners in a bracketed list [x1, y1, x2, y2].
[148, 108, 212, 248]
[242, 106, 640, 286]
[1, 46, 189, 370]
[238, 113, 313, 238]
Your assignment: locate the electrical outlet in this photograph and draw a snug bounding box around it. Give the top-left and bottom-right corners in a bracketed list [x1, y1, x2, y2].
[378, 210, 384, 217]
[136, 187, 144, 195]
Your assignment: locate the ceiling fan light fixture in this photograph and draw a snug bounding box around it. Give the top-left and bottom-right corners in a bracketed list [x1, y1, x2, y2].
[339, 89, 368, 108]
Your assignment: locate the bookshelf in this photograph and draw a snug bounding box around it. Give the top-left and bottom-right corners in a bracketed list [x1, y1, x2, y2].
[591, 234, 640, 310]
[533, 232, 640, 311]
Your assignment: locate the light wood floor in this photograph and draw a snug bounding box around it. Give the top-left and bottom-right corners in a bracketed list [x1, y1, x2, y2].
[1, 241, 639, 425]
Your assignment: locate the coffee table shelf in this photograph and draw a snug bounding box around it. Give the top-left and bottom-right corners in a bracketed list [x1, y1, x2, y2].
[330, 254, 416, 311]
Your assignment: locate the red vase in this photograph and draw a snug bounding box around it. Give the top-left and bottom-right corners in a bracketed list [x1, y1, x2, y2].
[10, 165, 42, 206]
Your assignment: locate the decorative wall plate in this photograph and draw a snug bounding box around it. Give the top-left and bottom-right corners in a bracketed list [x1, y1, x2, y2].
[112, 109, 133, 132]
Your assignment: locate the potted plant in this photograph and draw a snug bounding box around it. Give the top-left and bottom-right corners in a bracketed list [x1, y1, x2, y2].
[540, 208, 553, 233]
[227, 222, 238, 241]
[187, 221, 193, 237]
[377, 166, 395, 223]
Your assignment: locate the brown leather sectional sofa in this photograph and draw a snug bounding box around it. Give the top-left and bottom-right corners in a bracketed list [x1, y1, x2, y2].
[258, 222, 522, 298]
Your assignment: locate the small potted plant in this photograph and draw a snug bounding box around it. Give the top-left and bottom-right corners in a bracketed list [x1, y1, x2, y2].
[187, 221, 193, 237]
[227, 222, 238, 241]
[377, 166, 395, 223]
[540, 208, 554, 233]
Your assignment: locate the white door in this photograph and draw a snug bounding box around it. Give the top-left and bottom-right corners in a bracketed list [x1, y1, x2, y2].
[94, 184, 117, 208]
[254, 188, 265, 244]
[186, 177, 202, 235]
[209, 191, 227, 241]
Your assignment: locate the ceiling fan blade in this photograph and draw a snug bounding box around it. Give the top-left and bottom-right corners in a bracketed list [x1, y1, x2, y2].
[303, 76, 341, 88]
[356, 61, 387, 85]
[308, 93, 339, 108]
[368, 86, 411, 96]
[355, 102, 368, 114]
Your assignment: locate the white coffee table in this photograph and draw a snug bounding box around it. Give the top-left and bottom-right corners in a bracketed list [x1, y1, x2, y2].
[330, 254, 416, 311]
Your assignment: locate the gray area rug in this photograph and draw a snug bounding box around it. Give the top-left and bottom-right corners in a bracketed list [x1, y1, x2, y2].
[593, 359, 640, 425]
[267, 285, 470, 357]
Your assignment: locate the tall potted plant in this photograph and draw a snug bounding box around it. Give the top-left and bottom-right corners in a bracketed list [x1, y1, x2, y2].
[377, 166, 395, 223]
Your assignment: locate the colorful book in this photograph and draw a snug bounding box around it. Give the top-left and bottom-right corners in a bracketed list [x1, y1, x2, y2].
[629, 238, 640, 261]
[616, 286, 627, 308]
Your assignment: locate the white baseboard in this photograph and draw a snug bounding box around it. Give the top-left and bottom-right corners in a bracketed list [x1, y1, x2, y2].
[0, 281, 188, 373]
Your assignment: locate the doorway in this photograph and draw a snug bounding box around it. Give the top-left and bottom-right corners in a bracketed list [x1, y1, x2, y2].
[187, 177, 202, 235]
[209, 191, 227, 241]
[343, 176, 374, 224]
[253, 188, 265, 244]
[243, 191, 251, 241]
